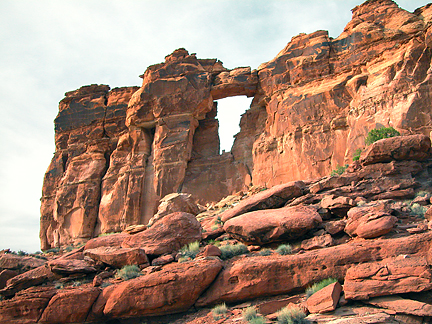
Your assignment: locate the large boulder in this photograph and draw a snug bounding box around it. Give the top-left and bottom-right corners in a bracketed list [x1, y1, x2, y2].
[360, 135, 431, 166]
[47, 259, 97, 275]
[365, 296, 432, 317]
[0, 286, 57, 324]
[223, 205, 322, 245]
[39, 287, 101, 324]
[220, 181, 305, 222]
[344, 256, 432, 300]
[84, 233, 130, 250]
[0, 266, 55, 297]
[0, 254, 46, 272]
[83, 246, 149, 269]
[345, 201, 397, 239]
[306, 281, 342, 314]
[89, 258, 222, 320]
[122, 212, 202, 256]
[196, 232, 432, 306]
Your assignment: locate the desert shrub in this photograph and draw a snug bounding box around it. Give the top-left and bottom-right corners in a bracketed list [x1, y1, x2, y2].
[220, 243, 248, 260]
[100, 282, 112, 288]
[248, 317, 267, 324]
[352, 148, 362, 161]
[115, 265, 141, 281]
[179, 241, 200, 259]
[212, 303, 228, 320]
[306, 277, 338, 298]
[44, 247, 60, 254]
[17, 250, 28, 256]
[242, 307, 258, 322]
[409, 203, 427, 218]
[277, 306, 308, 324]
[258, 248, 272, 256]
[98, 232, 116, 237]
[365, 127, 400, 145]
[64, 246, 74, 252]
[211, 225, 219, 231]
[276, 244, 292, 255]
[330, 165, 348, 177]
[55, 282, 64, 289]
[415, 191, 430, 198]
[215, 216, 223, 226]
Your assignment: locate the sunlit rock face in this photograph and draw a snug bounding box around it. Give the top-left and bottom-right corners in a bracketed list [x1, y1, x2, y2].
[41, 0, 432, 249]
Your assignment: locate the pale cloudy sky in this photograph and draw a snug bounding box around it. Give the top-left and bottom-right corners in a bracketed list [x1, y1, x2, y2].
[0, 0, 427, 252]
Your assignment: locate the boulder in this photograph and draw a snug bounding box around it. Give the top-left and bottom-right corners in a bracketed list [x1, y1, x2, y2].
[196, 232, 432, 306]
[220, 181, 305, 222]
[320, 195, 355, 217]
[344, 256, 432, 300]
[84, 233, 130, 250]
[39, 287, 101, 324]
[148, 193, 200, 227]
[197, 245, 222, 258]
[47, 259, 97, 275]
[365, 295, 432, 317]
[324, 220, 346, 235]
[301, 234, 334, 251]
[122, 212, 202, 256]
[122, 225, 147, 235]
[1, 266, 55, 297]
[0, 286, 57, 324]
[306, 281, 342, 314]
[83, 246, 149, 268]
[0, 254, 45, 272]
[151, 254, 174, 266]
[89, 258, 222, 319]
[223, 205, 322, 245]
[345, 201, 397, 238]
[0, 269, 18, 289]
[360, 135, 431, 166]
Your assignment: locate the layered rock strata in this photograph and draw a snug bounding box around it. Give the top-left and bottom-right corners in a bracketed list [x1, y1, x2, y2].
[41, 0, 432, 249]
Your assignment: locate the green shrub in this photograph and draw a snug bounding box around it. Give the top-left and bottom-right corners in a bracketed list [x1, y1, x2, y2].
[115, 265, 141, 281]
[276, 244, 292, 255]
[100, 282, 112, 288]
[352, 148, 362, 161]
[409, 203, 427, 218]
[331, 165, 348, 177]
[212, 303, 228, 320]
[242, 307, 258, 322]
[215, 216, 223, 226]
[179, 241, 200, 259]
[258, 248, 272, 256]
[98, 232, 116, 237]
[277, 306, 308, 324]
[248, 317, 267, 324]
[17, 250, 28, 256]
[55, 282, 64, 289]
[306, 277, 338, 298]
[365, 127, 400, 145]
[220, 243, 248, 260]
[44, 247, 60, 254]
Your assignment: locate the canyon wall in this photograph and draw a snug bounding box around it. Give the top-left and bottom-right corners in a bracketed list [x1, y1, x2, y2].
[41, 0, 432, 249]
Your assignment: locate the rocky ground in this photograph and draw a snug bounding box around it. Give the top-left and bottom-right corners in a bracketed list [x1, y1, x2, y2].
[2, 134, 432, 323]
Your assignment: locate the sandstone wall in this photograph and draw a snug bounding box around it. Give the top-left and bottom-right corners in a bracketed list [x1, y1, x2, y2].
[40, 0, 432, 249]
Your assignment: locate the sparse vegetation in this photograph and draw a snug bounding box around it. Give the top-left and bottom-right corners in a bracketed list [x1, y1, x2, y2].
[55, 282, 64, 289]
[98, 232, 116, 237]
[44, 247, 60, 254]
[242, 307, 259, 322]
[276, 244, 292, 255]
[115, 265, 141, 281]
[306, 277, 338, 298]
[179, 241, 200, 260]
[219, 243, 249, 260]
[248, 317, 267, 324]
[100, 282, 113, 288]
[258, 248, 272, 256]
[409, 203, 427, 218]
[365, 126, 400, 145]
[277, 306, 308, 324]
[352, 148, 362, 161]
[17, 250, 28, 256]
[331, 164, 348, 176]
[212, 303, 228, 320]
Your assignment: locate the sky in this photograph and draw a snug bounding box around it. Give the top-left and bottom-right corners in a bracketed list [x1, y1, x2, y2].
[0, 0, 428, 253]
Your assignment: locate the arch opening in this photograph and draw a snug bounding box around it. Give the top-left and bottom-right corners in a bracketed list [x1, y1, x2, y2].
[216, 96, 253, 153]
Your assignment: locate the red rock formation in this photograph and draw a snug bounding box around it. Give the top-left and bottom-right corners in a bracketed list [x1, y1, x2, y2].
[40, 0, 432, 250]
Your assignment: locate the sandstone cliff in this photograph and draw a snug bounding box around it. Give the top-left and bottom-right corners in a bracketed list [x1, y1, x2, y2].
[41, 0, 432, 249]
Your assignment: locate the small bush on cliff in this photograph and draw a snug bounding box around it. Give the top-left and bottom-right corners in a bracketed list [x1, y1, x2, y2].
[305, 277, 338, 298]
[365, 126, 400, 145]
[277, 306, 308, 324]
[352, 148, 362, 161]
[116, 265, 141, 281]
[258, 248, 272, 256]
[212, 303, 228, 320]
[242, 307, 260, 322]
[330, 164, 348, 176]
[276, 244, 292, 255]
[179, 241, 200, 260]
[409, 203, 427, 218]
[220, 243, 248, 260]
